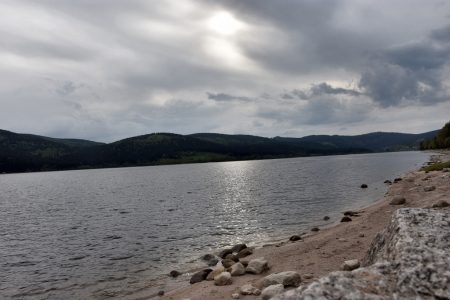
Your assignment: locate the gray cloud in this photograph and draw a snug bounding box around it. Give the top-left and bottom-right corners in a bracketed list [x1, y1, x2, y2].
[0, 0, 450, 141]
[207, 92, 252, 102]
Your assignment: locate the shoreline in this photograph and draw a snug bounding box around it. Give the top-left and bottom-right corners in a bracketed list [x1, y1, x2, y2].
[158, 151, 450, 300]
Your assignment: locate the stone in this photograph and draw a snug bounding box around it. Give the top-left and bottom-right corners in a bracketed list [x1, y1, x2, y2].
[236, 247, 253, 258]
[393, 177, 402, 183]
[240, 284, 261, 295]
[230, 262, 245, 276]
[311, 227, 320, 232]
[273, 208, 450, 300]
[246, 258, 269, 274]
[214, 271, 232, 286]
[218, 248, 233, 258]
[262, 284, 285, 300]
[390, 196, 406, 205]
[424, 185, 436, 192]
[231, 293, 240, 299]
[261, 271, 301, 288]
[359, 233, 365, 237]
[206, 265, 225, 281]
[158, 290, 164, 296]
[225, 253, 239, 262]
[384, 180, 392, 184]
[190, 269, 212, 284]
[340, 216, 352, 222]
[303, 273, 313, 279]
[201, 253, 219, 266]
[221, 259, 236, 268]
[342, 259, 360, 271]
[231, 243, 247, 253]
[343, 211, 359, 216]
[323, 215, 330, 221]
[289, 235, 302, 241]
[169, 270, 181, 278]
[360, 184, 368, 188]
[432, 200, 450, 208]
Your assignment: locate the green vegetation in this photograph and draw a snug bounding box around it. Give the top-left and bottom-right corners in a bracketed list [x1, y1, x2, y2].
[422, 160, 450, 172]
[0, 128, 439, 173]
[420, 121, 450, 150]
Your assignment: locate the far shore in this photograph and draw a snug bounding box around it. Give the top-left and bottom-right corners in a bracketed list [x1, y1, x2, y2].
[158, 150, 450, 300]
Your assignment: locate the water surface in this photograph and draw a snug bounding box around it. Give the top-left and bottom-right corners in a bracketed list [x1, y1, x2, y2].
[0, 152, 429, 299]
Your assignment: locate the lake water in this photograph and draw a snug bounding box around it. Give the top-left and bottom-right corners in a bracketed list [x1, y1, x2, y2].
[0, 151, 429, 299]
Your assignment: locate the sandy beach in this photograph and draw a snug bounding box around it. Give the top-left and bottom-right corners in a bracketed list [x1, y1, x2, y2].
[160, 151, 450, 300]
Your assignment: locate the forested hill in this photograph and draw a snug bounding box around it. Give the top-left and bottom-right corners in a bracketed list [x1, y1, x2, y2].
[420, 122, 450, 149]
[0, 129, 438, 173]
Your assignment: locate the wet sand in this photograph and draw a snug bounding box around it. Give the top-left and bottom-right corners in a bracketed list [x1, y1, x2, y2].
[161, 152, 450, 300]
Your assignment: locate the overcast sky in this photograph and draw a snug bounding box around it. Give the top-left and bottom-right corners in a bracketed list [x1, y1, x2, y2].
[1, 0, 450, 142]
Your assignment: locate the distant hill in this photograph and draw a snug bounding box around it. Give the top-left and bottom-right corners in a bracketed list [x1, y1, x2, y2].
[420, 122, 450, 149]
[0, 128, 438, 173]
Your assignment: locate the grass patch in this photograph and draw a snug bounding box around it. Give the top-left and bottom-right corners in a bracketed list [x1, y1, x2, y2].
[423, 160, 450, 171]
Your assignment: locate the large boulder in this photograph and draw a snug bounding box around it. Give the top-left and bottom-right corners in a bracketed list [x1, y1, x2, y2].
[273, 208, 450, 299]
[236, 247, 253, 258]
[246, 258, 269, 274]
[218, 248, 233, 258]
[261, 271, 301, 288]
[231, 243, 247, 253]
[222, 259, 236, 268]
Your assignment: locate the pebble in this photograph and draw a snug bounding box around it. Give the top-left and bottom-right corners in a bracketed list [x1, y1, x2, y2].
[311, 227, 320, 232]
[231, 293, 240, 299]
[289, 235, 302, 241]
[342, 259, 360, 271]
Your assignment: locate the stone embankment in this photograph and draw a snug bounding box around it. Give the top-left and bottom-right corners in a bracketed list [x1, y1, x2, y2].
[274, 208, 450, 299]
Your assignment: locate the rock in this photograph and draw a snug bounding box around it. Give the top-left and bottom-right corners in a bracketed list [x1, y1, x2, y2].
[169, 270, 181, 278]
[273, 208, 450, 299]
[340, 216, 352, 222]
[342, 259, 360, 271]
[214, 271, 232, 286]
[432, 200, 450, 208]
[358, 233, 365, 237]
[261, 271, 301, 288]
[240, 284, 261, 295]
[262, 284, 285, 300]
[231, 293, 240, 299]
[201, 254, 219, 266]
[236, 247, 253, 258]
[246, 258, 269, 274]
[311, 227, 320, 232]
[239, 259, 249, 267]
[390, 196, 406, 205]
[224, 253, 239, 262]
[393, 177, 402, 183]
[343, 211, 359, 216]
[384, 180, 392, 184]
[360, 184, 368, 188]
[158, 290, 164, 296]
[289, 235, 302, 241]
[221, 259, 236, 268]
[206, 265, 225, 280]
[323, 215, 330, 221]
[230, 262, 245, 276]
[231, 243, 247, 253]
[303, 273, 313, 279]
[424, 185, 436, 192]
[218, 248, 233, 258]
[190, 269, 212, 284]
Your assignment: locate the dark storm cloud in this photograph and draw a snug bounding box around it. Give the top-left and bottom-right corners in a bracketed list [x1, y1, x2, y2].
[359, 29, 450, 107]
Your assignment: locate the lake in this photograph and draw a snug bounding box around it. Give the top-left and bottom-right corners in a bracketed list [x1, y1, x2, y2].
[0, 151, 429, 299]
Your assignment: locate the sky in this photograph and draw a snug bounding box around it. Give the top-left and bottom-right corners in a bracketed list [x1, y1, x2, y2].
[1, 0, 450, 142]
